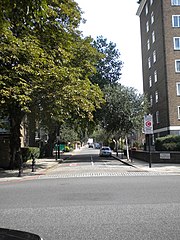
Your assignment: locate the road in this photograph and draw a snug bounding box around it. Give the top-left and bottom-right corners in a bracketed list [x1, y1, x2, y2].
[0, 147, 180, 240]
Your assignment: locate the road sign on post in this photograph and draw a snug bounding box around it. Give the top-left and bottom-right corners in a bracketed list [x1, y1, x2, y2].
[144, 114, 153, 134]
[144, 114, 153, 168]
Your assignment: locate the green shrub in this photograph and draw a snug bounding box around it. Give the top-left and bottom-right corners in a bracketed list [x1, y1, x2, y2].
[155, 135, 180, 151]
[64, 146, 70, 152]
[21, 147, 40, 162]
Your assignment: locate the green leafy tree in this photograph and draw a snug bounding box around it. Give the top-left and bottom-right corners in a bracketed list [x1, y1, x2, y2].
[0, 0, 104, 167]
[99, 84, 147, 154]
[91, 36, 123, 89]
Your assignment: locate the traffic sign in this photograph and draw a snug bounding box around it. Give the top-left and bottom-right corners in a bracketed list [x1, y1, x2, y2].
[144, 114, 153, 134]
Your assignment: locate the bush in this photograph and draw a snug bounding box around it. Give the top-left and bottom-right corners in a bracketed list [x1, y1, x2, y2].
[64, 146, 70, 152]
[155, 135, 180, 151]
[21, 147, 40, 162]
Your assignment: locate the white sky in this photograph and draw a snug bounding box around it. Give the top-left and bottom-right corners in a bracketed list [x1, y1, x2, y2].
[76, 0, 143, 93]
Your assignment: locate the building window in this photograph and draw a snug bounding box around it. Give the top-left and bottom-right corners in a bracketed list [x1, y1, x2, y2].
[156, 111, 159, 123]
[174, 37, 180, 50]
[148, 57, 151, 68]
[150, 0, 153, 5]
[172, 15, 180, 27]
[152, 31, 155, 43]
[153, 50, 156, 63]
[151, 12, 154, 24]
[147, 39, 150, 50]
[154, 70, 158, 82]
[145, 3, 148, 15]
[172, 0, 180, 6]
[178, 106, 180, 119]
[176, 82, 180, 95]
[155, 91, 159, 103]
[146, 21, 149, 32]
[149, 76, 152, 87]
[175, 60, 180, 72]
[150, 95, 153, 106]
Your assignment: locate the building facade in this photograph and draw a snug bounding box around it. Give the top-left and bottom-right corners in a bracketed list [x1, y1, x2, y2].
[137, 0, 180, 138]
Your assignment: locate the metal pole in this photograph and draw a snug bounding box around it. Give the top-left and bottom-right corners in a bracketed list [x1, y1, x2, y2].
[148, 134, 152, 168]
[55, 144, 58, 161]
[31, 154, 36, 172]
[58, 141, 60, 160]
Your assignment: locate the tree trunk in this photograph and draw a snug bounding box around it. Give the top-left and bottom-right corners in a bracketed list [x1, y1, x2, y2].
[125, 136, 130, 161]
[44, 128, 56, 158]
[115, 140, 118, 156]
[28, 112, 36, 147]
[8, 108, 24, 169]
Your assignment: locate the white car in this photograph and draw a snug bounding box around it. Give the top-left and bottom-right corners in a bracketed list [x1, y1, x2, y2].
[99, 146, 112, 157]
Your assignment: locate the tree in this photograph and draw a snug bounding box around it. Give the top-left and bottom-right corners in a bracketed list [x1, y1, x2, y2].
[99, 84, 148, 156]
[90, 36, 123, 89]
[0, 0, 104, 167]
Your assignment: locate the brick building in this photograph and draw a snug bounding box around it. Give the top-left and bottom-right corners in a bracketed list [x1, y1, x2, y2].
[137, 0, 180, 138]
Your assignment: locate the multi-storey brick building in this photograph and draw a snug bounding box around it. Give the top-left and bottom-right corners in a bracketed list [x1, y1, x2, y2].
[137, 0, 180, 138]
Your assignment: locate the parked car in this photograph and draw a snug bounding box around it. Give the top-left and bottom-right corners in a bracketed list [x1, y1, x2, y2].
[94, 143, 100, 149]
[99, 146, 112, 157]
[88, 143, 94, 148]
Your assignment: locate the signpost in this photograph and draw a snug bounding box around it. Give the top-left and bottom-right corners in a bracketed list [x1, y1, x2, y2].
[144, 114, 153, 168]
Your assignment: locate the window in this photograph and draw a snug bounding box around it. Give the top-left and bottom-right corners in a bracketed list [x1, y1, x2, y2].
[152, 31, 155, 43]
[148, 57, 151, 68]
[176, 82, 180, 95]
[155, 91, 159, 103]
[150, 95, 153, 106]
[174, 37, 180, 50]
[145, 3, 148, 15]
[172, 15, 180, 27]
[151, 12, 154, 24]
[147, 39, 150, 50]
[153, 50, 156, 63]
[156, 111, 159, 123]
[149, 76, 152, 87]
[146, 21, 149, 32]
[172, 0, 180, 6]
[178, 106, 180, 119]
[175, 60, 180, 72]
[154, 70, 158, 82]
[150, 0, 153, 5]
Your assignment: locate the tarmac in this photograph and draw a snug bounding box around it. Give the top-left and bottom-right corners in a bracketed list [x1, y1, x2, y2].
[0, 148, 180, 183]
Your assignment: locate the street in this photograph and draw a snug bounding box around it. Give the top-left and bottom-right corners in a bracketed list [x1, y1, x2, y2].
[0, 147, 180, 240]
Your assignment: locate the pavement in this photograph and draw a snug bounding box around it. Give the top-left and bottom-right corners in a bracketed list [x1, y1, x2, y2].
[0, 148, 179, 183]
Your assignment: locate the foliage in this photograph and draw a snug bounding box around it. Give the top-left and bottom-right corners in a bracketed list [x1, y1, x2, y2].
[0, 0, 105, 166]
[155, 135, 180, 151]
[60, 124, 78, 143]
[91, 36, 123, 89]
[100, 84, 147, 138]
[21, 147, 40, 162]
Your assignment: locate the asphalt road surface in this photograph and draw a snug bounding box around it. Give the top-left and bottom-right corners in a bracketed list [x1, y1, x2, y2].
[0, 147, 180, 240]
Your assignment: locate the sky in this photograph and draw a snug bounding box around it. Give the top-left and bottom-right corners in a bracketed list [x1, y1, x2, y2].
[76, 0, 143, 93]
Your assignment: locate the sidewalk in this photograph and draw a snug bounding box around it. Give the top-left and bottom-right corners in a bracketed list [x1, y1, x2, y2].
[0, 152, 72, 183]
[113, 154, 180, 173]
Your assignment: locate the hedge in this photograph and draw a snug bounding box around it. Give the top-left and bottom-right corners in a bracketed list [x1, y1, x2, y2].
[21, 147, 40, 162]
[155, 135, 180, 151]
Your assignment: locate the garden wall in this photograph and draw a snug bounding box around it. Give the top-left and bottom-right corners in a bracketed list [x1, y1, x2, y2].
[126, 150, 180, 164]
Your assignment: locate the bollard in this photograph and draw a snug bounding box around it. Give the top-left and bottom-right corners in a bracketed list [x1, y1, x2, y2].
[18, 164, 23, 177]
[31, 154, 36, 172]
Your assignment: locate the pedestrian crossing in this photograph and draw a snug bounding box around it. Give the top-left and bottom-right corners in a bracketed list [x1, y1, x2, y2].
[39, 171, 177, 180]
